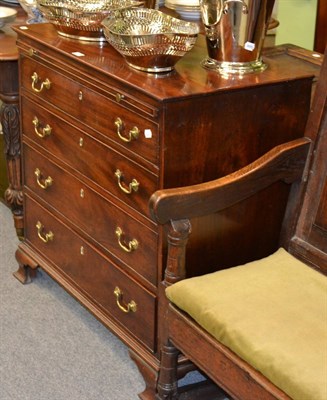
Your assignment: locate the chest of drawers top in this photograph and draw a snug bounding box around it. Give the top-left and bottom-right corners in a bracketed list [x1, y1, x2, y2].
[14, 23, 321, 105]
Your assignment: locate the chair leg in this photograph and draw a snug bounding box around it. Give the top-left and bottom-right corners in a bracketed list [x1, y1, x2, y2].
[156, 340, 179, 400]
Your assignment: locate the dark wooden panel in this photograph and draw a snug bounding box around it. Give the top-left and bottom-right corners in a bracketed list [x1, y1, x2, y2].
[314, 0, 327, 53]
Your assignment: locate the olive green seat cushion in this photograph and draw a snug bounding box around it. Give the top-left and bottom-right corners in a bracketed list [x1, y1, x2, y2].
[166, 248, 327, 400]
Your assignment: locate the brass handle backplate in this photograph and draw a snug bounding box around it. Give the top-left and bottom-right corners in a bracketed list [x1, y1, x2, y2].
[36, 221, 54, 243]
[114, 169, 139, 194]
[115, 227, 138, 253]
[34, 168, 53, 189]
[114, 286, 137, 313]
[32, 116, 52, 138]
[114, 117, 139, 143]
[31, 72, 51, 93]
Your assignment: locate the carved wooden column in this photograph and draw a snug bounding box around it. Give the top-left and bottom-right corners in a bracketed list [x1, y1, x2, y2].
[0, 65, 23, 238]
[0, 5, 25, 238]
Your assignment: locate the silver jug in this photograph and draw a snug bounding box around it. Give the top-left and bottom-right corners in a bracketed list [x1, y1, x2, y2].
[200, 0, 275, 74]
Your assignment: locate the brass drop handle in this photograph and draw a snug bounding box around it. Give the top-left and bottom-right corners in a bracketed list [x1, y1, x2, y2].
[36, 221, 54, 243]
[114, 169, 139, 194]
[115, 227, 138, 253]
[31, 72, 51, 93]
[114, 117, 139, 143]
[114, 286, 137, 313]
[32, 116, 52, 138]
[34, 168, 53, 189]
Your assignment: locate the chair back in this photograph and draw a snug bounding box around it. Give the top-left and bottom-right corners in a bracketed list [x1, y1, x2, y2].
[284, 49, 327, 272]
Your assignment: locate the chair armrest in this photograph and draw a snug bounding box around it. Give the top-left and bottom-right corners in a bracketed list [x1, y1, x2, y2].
[149, 138, 311, 225]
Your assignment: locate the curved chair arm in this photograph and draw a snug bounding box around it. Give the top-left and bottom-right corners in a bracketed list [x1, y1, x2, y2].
[149, 137, 311, 225]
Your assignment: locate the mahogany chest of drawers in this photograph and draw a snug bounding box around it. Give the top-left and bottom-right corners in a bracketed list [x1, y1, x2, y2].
[13, 23, 321, 398]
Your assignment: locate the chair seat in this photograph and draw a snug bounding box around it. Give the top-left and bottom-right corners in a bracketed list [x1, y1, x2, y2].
[166, 248, 327, 400]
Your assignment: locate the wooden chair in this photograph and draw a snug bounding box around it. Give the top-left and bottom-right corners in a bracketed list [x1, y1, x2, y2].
[149, 47, 327, 400]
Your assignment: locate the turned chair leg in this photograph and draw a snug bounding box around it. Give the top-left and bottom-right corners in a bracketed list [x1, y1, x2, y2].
[156, 341, 179, 400]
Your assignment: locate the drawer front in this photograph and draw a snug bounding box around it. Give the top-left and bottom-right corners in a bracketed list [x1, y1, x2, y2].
[24, 144, 158, 286]
[24, 195, 156, 351]
[21, 97, 159, 218]
[20, 58, 159, 165]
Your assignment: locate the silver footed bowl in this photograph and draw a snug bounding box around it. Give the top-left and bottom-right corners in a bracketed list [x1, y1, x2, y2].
[0, 6, 17, 28]
[102, 8, 199, 73]
[36, 0, 143, 41]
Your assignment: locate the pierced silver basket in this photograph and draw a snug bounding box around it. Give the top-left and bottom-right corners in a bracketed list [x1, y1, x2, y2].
[37, 0, 143, 41]
[102, 9, 199, 72]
